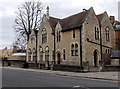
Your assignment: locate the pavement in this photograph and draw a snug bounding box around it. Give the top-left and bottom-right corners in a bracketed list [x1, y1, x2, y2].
[2, 67, 119, 82]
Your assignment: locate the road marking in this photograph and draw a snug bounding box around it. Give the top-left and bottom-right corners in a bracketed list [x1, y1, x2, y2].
[73, 85, 81, 88]
[73, 85, 90, 89]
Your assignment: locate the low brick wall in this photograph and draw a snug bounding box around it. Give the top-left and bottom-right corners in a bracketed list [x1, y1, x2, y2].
[2, 60, 26, 68]
[28, 63, 39, 69]
[104, 65, 120, 71]
[52, 64, 83, 72]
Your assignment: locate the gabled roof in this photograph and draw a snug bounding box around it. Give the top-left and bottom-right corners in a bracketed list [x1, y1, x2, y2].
[47, 7, 111, 32]
[60, 10, 88, 31]
[49, 16, 60, 30]
[96, 13, 104, 23]
[48, 9, 89, 32]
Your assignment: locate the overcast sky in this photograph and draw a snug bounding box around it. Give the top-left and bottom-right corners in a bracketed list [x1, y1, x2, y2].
[0, 0, 119, 49]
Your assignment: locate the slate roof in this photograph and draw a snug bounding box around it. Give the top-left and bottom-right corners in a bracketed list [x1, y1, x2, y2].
[48, 9, 89, 31]
[96, 13, 104, 23]
[60, 10, 88, 31]
[49, 17, 60, 30]
[48, 7, 107, 32]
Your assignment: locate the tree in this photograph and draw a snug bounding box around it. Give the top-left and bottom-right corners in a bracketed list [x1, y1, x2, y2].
[14, 1, 43, 47]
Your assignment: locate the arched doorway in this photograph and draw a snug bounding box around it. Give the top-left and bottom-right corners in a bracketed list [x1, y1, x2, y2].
[57, 52, 61, 64]
[94, 49, 98, 67]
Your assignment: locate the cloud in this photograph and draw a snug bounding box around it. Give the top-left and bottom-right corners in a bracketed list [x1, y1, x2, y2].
[0, 0, 119, 49]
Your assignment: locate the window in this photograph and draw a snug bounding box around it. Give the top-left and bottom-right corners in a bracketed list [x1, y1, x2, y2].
[57, 31, 59, 42]
[106, 49, 110, 54]
[52, 50, 55, 60]
[71, 43, 79, 56]
[40, 51, 43, 61]
[28, 49, 31, 62]
[57, 31, 61, 42]
[63, 49, 66, 60]
[32, 49, 36, 62]
[97, 27, 100, 40]
[31, 37, 35, 44]
[39, 47, 43, 61]
[59, 31, 61, 41]
[106, 49, 108, 54]
[71, 44, 74, 56]
[95, 26, 97, 40]
[95, 26, 99, 40]
[73, 30, 75, 38]
[75, 43, 78, 56]
[42, 33, 47, 44]
[105, 27, 110, 41]
[45, 47, 49, 61]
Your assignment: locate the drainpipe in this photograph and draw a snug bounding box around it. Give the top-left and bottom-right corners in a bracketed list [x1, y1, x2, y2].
[79, 26, 83, 66]
[99, 24, 103, 67]
[35, 32, 38, 68]
[53, 29, 56, 64]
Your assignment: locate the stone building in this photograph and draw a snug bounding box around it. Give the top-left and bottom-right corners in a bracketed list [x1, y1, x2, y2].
[109, 16, 120, 50]
[26, 7, 116, 69]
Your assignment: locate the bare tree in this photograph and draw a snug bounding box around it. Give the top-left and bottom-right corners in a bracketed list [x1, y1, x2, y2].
[14, 1, 43, 47]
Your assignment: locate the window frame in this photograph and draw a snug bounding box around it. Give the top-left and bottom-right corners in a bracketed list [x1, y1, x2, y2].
[71, 44, 74, 56]
[94, 26, 100, 40]
[75, 43, 78, 56]
[73, 30, 75, 38]
[45, 47, 49, 61]
[105, 27, 110, 42]
[63, 49, 66, 60]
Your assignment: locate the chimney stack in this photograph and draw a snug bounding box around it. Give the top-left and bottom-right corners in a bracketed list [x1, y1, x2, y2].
[109, 16, 115, 24]
[46, 6, 49, 19]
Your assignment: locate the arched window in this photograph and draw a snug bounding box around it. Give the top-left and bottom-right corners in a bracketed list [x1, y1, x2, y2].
[42, 28, 47, 44]
[57, 31, 61, 42]
[105, 27, 110, 41]
[45, 47, 49, 61]
[97, 27, 100, 40]
[71, 44, 74, 56]
[39, 47, 43, 61]
[32, 48, 36, 62]
[59, 31, 61, 41]
[94, 26, 99, 40]
[63, 49, 66, 60]
[106, 49, 108, 54]
[106, 49, 110, 54]
[95, 26, 97, 40]
[28, 49, 31, 62]
[73, 30, 75, 38]
[31, 37, 35, 44]
[75, 43, 78, 56]
[57, 31, 59, 42]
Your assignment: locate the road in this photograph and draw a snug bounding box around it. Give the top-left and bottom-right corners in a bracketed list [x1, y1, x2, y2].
[2, 68, 119, 88]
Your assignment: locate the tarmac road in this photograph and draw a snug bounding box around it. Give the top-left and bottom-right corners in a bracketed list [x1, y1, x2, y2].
[2, 68, 119, 89]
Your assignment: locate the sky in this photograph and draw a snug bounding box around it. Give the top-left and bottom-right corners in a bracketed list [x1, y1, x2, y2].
[0, 0, 119, 49]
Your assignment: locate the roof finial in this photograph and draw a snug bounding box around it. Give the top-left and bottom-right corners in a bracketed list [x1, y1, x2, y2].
[46, 6, 49, 19]
[83, 8, 87, 11]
